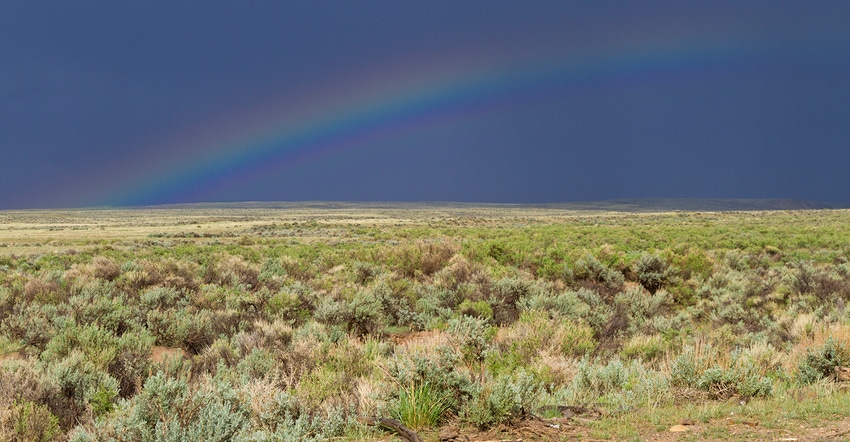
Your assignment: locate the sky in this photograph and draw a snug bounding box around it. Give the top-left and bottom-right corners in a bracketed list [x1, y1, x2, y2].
[1, 1, 849, 209]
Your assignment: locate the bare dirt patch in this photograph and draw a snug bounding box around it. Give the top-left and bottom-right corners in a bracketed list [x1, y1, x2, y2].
[0, 351, 21, 362]
[644, 415, 850, 442]
[150, 346, 185, 364]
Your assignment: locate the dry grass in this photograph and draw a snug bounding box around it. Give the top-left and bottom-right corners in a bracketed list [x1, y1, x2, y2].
[784, 319, 850, 373]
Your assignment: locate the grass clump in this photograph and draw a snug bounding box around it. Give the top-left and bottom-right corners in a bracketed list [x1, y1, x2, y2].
[393, 381, 451, 429]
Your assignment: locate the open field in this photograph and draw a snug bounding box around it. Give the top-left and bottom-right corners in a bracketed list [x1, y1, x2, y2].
[2, 204, 850, 441]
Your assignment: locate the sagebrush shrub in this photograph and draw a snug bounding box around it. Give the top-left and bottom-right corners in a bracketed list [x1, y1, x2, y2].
[393, 240, 457, 278]
[448, 315, 494, 368]
[555, 357, 671, 411]
[1, 303, 64, 351]
[89, 257, 121, 282]
[610, 286, 668, 337]
[73, 370, 251, 442]
[519, 289, 587, 322]
[348, 290, 386, 337]
[69, 281, 141, 336]
[575, 254, 624, 289]
[45, 350, 120, 417]
[243, 387, 347, 441]
[489, 277, 531, 325]
[463, 370, 542, 428]
[259, 257, 288, 291]
[388, 345, 475, 414]
[204, 254, 260, 290]
[352, 261, 380, 285]
[1, 399, 61, 442]
[0, 359, 75, 431]
[634, 253, 677, 294]
[574, 288, 611, 335]
[797, 337, 850, 384]
[458, 299, 493, 321]
[146, 308, 215, 354]
[669, 344, 717, 388]
[670, 345, 773, 400]
[371, 277, 418, 329]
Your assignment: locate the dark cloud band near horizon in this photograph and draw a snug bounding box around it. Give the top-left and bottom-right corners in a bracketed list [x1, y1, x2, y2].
[2, 1, 849, 209]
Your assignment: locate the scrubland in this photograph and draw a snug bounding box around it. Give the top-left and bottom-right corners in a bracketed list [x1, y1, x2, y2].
[1, 204, 850, 441]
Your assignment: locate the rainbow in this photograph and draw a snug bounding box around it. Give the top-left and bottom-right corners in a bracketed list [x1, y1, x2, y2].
[91, 38, 761, 207]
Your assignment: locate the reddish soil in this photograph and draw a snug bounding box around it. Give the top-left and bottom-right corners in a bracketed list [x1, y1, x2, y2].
[150, 346, 185, 364]
[370, 414, 850, 442]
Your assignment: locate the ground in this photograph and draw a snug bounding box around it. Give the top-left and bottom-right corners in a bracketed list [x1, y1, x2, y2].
[380, 414, 850, 441]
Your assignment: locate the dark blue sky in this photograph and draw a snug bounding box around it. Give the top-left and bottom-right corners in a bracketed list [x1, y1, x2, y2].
[2, 1, 849, 209]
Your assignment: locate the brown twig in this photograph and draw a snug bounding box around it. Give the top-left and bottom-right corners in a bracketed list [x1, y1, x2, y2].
[358, 416, 424, 442]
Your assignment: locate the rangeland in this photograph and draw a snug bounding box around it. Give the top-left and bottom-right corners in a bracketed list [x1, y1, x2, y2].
[1, 203, 849, 441]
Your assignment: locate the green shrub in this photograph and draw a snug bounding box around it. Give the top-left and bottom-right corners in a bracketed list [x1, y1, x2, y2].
[266, 282, 317, 325]
[146, 308, 215, 354]
[392, 240, 457, 278]
[674, 249, 713, 281]
[797, 337, 850, 384]
[558, 321, 596, 356]
[575, 254, 624, 289]
[236, 348, 277, 380]
[45, 350, 120, 416]
[458, 299, 493, 320]
[463, 370, 542, 428]
[259, 257, 288, 290]
[74, 370, 251, 442]
[388, 345, 475, 415]
[634, 253, 678, 294]
[489, 277, 531, 325]
[348, 290, 386, 337]
[1, 399, 61, 442]
[1, 303, 66, 351]
[448, 316, 494, 369]
[519, 289, 587, 322]
[557, 357, 671, 411]
[621, 334, 666, 362]
[671, 345, 773, 400]
[573, 288, 611, 335]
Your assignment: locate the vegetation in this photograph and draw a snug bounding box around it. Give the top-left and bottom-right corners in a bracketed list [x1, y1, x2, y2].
[0, 205, 849, 440]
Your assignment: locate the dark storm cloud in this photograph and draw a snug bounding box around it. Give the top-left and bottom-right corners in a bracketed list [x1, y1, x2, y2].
[1, 1, 849, 208]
